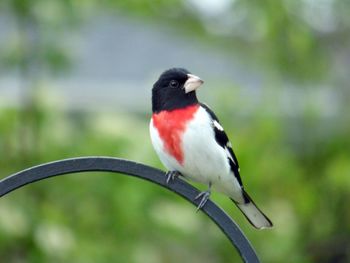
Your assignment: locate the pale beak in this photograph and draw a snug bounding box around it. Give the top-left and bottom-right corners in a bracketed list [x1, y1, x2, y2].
[184, 74, 204, 93]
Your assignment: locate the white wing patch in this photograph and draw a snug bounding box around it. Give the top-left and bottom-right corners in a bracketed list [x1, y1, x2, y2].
[213, 120, 224, 131]
[225, 147, 236, 165]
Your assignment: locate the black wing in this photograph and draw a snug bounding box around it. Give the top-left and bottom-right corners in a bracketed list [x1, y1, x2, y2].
[200, 103, 243, 186]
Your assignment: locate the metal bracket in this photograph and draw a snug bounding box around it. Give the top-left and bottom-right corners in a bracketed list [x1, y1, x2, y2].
[0, 157, 260, 263]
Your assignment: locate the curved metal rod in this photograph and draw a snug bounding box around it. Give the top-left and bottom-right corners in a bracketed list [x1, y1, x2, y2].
[0, 157, 259, 263]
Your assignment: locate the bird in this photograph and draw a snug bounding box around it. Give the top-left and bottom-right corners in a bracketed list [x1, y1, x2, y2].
[149, 68, 273, 229]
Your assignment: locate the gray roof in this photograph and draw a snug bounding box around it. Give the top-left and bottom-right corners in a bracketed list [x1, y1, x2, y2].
[0, 14, 339, 118]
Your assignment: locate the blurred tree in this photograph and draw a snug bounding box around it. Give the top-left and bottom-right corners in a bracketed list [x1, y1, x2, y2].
[105, 0, 350, 81]
[0, 0, 78, 160]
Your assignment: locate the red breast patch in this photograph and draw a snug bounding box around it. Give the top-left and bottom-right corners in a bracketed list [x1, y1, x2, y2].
[152, 104, 199, 165]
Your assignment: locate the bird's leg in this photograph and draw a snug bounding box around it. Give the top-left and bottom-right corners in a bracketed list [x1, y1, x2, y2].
[165, 170, 181, 184]
[195, 182, 212, 211]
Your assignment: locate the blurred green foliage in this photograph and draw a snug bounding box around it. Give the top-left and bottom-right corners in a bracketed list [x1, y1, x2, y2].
[1, 0, 350, 263]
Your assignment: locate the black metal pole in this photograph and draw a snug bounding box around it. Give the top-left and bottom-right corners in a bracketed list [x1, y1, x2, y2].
[0, 157, 260, 263]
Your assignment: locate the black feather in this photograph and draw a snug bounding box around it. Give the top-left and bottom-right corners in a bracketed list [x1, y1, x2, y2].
[152, 68, 198, 113]
[200, 103, 243, 187]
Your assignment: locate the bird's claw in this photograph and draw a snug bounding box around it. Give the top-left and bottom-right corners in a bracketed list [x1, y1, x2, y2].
[195, 190, 211, 211]
[165, 171, 180, 184]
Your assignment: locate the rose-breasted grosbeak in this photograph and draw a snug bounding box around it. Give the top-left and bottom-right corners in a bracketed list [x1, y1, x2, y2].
[150, 68, 273, 229]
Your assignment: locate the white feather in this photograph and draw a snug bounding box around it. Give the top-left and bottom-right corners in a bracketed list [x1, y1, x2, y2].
[213, 120, 224, 131]
[237, 202, 273, 229]
[150, 107, 243, 201]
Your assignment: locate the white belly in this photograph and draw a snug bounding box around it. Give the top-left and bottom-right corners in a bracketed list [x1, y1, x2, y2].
[150, 107, 241, 197]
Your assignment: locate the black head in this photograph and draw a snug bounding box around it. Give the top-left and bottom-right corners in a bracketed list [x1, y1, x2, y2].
[152, 68, 204, 113]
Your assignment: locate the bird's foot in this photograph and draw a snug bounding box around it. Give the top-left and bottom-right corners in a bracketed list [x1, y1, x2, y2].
[165, 171, 181, 184]
[195, 184, 212, 211]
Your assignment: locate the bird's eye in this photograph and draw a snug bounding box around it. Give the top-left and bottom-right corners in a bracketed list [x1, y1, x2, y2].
[169, 80, 179, 88]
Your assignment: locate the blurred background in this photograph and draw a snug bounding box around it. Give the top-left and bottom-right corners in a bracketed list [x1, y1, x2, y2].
[0, 0, 349, 262]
